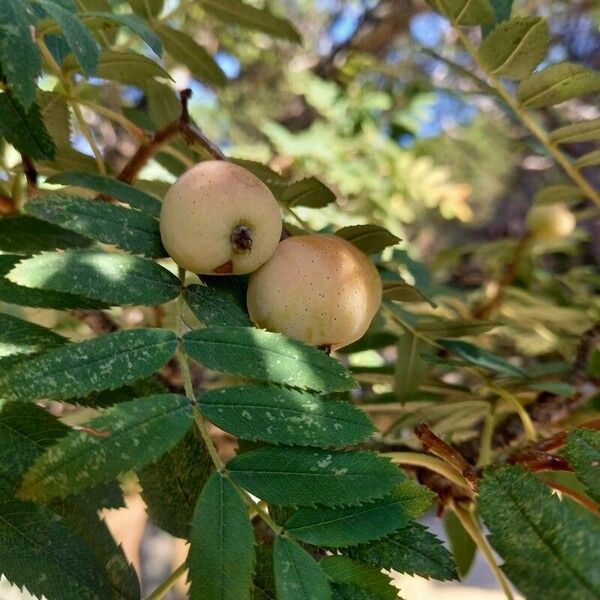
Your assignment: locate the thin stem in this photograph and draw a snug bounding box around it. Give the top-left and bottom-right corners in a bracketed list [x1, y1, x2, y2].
[473, 233, 531, 319]
[146, 560, 188, 600]
[488, 384, 537, 442]
[283, 205, 313, 232]
[452, 502, 515, 600]
[176, 267, 225, 471]
[174, 268, 282, 537]
[477, 405, 496, 468]
[455, 28, 600, 209]
[384, 451, 474, 492]
[71, 101, 107, 175]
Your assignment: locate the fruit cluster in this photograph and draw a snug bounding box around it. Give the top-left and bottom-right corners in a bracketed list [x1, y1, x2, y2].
[160, 161, 382, 350]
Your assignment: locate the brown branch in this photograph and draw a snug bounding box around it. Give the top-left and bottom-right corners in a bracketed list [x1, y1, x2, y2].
[415, 423, 479, 489]
[472, 232, 531, 319]
[118, 89, 225, 185]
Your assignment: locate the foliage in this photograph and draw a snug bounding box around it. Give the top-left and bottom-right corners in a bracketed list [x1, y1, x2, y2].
[0, 0, 599, 599]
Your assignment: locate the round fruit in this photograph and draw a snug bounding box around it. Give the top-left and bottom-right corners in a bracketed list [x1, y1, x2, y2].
[526, 203, 576, 240]
[160, 161, 282, 274]
[247, 234, 382, 350]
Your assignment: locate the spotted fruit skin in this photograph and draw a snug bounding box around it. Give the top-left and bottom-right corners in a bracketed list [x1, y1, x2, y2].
[247, 234, 382, 350]
[526, 203, 576, 240]
[160, 161, 282, 274]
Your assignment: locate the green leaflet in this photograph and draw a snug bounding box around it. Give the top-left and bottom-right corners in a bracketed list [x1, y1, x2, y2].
[184, 282, 252, 327]
[0, 328, 177, 402]
[183, 327, 356, 393]
[436, 339, 527, 377]
[0, 402, 69, 488]
[253, 546, 277, 600]
[154, 24, 226, 86]
[444, 510, 476, 578]
[51, 494, 141, 600]
[388, 480, 435, 519]
[80, 12, 163, 55]
[273, 535, 332, 600]
[335, 225, 400, 255]
[564, 429, 600, 503]
[139, 429, 214, 539]
[549, 117, 600, 144]
[40, 1, 99, 76]
[63, 49, 171, 90]
[188, 473, 254, 600]
[348, 522, 458, 581]
[534, 184, 583, 205]
[382, 279, 436, 307]
[0, 0, 41, 107]
[230, 159, 285, 195]
[0, 480, 113, 600]
[0, 92, 55, 159]
[198, 384, 375, 447]
[0, 312, 66, 361]
[427, 0, 494, 26]
[320, 556, 397, 600]
[227, 447, 403, 507]
[199, 0, 301, 43]
[27, 195, 166, 258]
[517, 63, 600, 108]
[284, 494, 411, 547]
[482, 0, 513, 36]
[575, 149, 600, 169]
[0, 215, 91, 253]
[479, 465, 600, 600]
[19, 394, 193, 502]
[415, 318, 499, 338]
[47, 171, 162, 218]
[280, 177, 336, 208]
[7, 249, 181, 306]
[0, 254, 102, 309]
[38, 90, 71, 148]
[478, 17, 549, 80]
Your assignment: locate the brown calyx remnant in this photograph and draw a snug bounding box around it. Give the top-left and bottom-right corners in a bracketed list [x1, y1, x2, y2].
[214, 260, 234, 274]
[231, 224, 253, 253]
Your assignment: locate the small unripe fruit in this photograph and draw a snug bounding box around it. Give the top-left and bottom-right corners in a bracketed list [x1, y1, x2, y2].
[247, 235, 382, 350]
[526, 203, 576, 240]
[160, 161, 282, 274]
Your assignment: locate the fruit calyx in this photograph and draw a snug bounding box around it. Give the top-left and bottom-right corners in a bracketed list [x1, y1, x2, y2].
[231, 224, 253, 253]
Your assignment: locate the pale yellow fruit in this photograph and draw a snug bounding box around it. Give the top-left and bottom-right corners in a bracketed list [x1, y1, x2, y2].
[526, 203, 576, 240]
[160, 161, 282, 274]
[247, 235, 382, 350]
